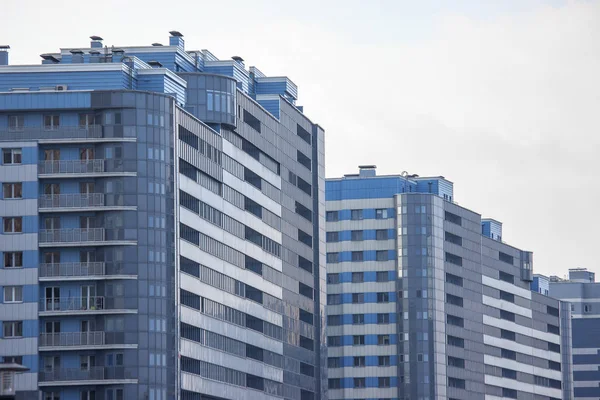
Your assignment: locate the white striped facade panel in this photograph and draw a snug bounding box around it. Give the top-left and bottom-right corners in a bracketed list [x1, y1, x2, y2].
[0, 267, 37, 285]
[573, 363, 600, 371]
[223, 170, 281, 216]
[483, 334, 561, 362]
[14, 372, 38, 391]
[327, 260, 395, 273]
[574, 380, 600, 387]
[482, 295, 533, 318]
[483, 354, 561, 380]
[180, 307, 283, 355]
[180, 276, 282, 326]
[181, 372, 281, 400]
[0, 302, 37, 320]
[326, 198, 395, 211]
[326, 302, 396, 316]
[484, 375, 562, 398]
[328, 365, 398, 379]
[0, 233, 38, 251]
[327, 239, 395, 253]
[0, 164, 37, 182]
[222, 140, 281, 190]
[327, 281, 395, 295]
[572, 347, 600, 355]
[180, 208, 282, 272]
[327, 344, 397, 358]
[481, 275, 532, 299]
[326, 219, 396, 232]
[327, 323, 397, 337]
[482, 315, 560, 344]
[0, 199, 38, 217]
[180, 339, 283, 382]
[0, 337, 37, 356]
[179, 240, 282, 298]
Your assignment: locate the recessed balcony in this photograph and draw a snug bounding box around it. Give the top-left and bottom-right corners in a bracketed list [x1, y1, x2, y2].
[39, 331, 136, 351]
[38, 366, 137, 386]
[0, 125, 103, 141]
[38, 160, 136, 178]
[38, 228, 137, 247]
[38, 262, 136, 281]
[39, 296, 136, 316]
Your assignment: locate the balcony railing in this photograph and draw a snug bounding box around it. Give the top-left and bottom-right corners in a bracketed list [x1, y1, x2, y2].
[39, 366, 128, 382]
[0, 125, 103, 141]
[39, 331, 104, 347]
[40, 296, 105, 312]
[39, 228, 105, 244]
[39, 193, 105, 209]
[39, 262, 105, 278]
[39, 160, 105, 175]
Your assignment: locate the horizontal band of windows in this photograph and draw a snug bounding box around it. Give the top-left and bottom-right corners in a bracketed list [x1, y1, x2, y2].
[327, 292, 396, 305]
[327, 270, 395, 284]
[328, 313, 397, 325]
[327, 334, 398, 347]
[181, 355, 283, 397]
[484, 354, 562, 381]
[326, 250, 396, 264]
[181, 322, 283, 369]
[178, 126, 223, 165]
[180, 289, 283, 342]
[221, 128, 280, 176]
[327, 376, 398, 389]
[328, 355, 398, 368]
[482, 315, 560, 344]
[326, 229, 395, 242]
[180, 256, 283, 314]
[179, 224, 283, 286]
[484, 335, 561, 363]
[180, 190, 281, 258]
[179, 159, 223, 195]
[222, 153, 281, 203]
[326, 208, 395, 222]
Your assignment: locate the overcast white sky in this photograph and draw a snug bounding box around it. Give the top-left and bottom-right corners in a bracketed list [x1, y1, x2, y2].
[2, 0, 599, 278]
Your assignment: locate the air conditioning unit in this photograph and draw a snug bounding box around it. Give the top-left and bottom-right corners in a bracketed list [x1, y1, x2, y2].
[55, 85, 68, 91]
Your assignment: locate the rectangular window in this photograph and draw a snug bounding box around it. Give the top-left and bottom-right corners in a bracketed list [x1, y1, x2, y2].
[499, 271, 514, 284]
[445, 252, 463, 266]
[353, 356, 365, 367]
[2, 321, 23, 337]
[446, 294, 463, 307]
[502, 388, 517, 399]
[352, 251, 364, 262]
[351, 230, 363, 241]
[79, 113, 99, 128]
[327, 315, 341, 326]
[2, 148, 22, 165]
[502, 368, 517, 379]
[353, 335, 365, 346]
[377, 292, 389, 303]
[295, 201, 312, 221]
[326, 273, 340, 284]
[448, 356, 465, 368]
[326, 211, 338, 222]
[548, 360, 561, 371]
[3, 217, 23, 233]
[327, 294, 341, 305]
[499, 251, 514, 265]
[499, 290, 515, 303]
[3, 286, 23, 303]
[447, 314, 464, 327]
[547, 324, 560, 335]
[376, 271, 388, 282]
[446, 273, 463, 286]
[548, 342, 560, 353]
[243, 110, 261, 133]
[352, 314, 365, 325]
[376, 229, 388, 240]
[447, 335, 464, 348]
[352, 293, 364, 304]
[328, 357, 340, 368]
[350, 209, 363, 220]
[448, 377, 466, 389]
[547, 305, 560, 317]
[375, 208, 388, 219]
[378, 356, 390, 366]
[445, 231, 463, 245]
[8, 115, 24, 132]
[376, 250, 388, 261]
[298, 255, 312, 273]
[328, 378, 341, 389]
[3, 183, 22, 199]
[354, 377, 366, 388]
[297, 124, 311, 144]
[327, 336, 341, 347]
[4, 251, 23, 268]
[298, 282, 313, 299]
[297, 150, 311, 170]
[500, 310, 515, 322]
[444, 211, 462, 225]
[501, 348, 517, 360]
[352, 272, 364, 283]
[326, 253, 339, 263]
[377, 334, 390, 345]
[326, 231, 339, 242]
[378, 377, 390, 388]
[377, 313, 390, 324]
[299, 335, 313, 350]
[501, 329, 516, 341]
[43, 115, 60, 130]
[298, 229, 312, 247]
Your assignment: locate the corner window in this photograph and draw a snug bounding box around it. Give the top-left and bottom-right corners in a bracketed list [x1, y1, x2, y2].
[43, 115, 60, 130]
[8, 115, 24, 132]
[3, 148, 22, 165]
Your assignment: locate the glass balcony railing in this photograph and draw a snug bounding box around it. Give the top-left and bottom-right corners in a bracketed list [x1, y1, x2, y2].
[39, 331, 105, 347]
[39, 193, 105, 209]
[38, 262, 105, 278]
[38, 160, 105, 175]
[39, 296, 131, 313]
[39, 228, 105, 244]
[39, 366, 128, 382]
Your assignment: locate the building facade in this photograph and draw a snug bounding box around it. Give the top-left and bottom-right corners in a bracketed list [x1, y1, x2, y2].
[325, 166, 572, 400]
[0, 32, 326, 400]
[547, 268, 600, 399]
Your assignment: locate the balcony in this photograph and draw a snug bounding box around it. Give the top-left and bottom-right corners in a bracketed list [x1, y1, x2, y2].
[38, 262, 136, 281]
[39, 228, 136, 247]
[38, 366, 137, 386]
[39, 193, 136, 212]
[38, 160, 136, 178]
[0, 125, 103, 141]
[39, 296, 136, 316]
[39, 331, 136, 351]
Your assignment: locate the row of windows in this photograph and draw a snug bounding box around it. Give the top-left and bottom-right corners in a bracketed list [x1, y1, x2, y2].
[178, 126, 222, 165]
[327, 250, 391, 263]
[181, 356, 283, 396]
[181, 322, 283, 368]
[6, 113, 111, 131]
[326, 208, 391, 222]
[327, 229, 391, 242]
[328, 355, 391, 368]
[327, 270, 392, 284]
[327, 292, 391, 305]
[328, 313, 391, 325]
[328, 377, 393, 389]
[328, 334, 392, 347]
[288, 170, 312, 196]
[180, 256, 284, 314]
[180, 289, 284, 342]
[221, 129, 280, 176]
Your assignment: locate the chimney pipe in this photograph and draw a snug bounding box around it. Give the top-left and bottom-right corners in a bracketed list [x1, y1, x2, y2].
[0, 45, 10, 66]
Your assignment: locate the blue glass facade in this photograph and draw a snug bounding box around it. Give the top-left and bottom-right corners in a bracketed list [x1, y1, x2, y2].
[0, 31, 326, 400]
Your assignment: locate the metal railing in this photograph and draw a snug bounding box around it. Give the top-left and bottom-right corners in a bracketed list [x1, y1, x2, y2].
[0, 372, 15, 396]
[39, 262, 105, 278]
[0, 125, 103, 141]
[39, 193, 105, 209]
[40, 296, 105, 312]
[39, 366, 128, 382]
[39, 228, 105, 244]
[38, 159, 104, 175]
[39, 331, 104, 347]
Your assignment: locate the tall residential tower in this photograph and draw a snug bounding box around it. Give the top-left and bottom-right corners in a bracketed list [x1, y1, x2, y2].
[0, 32, 326, 400]
[325, 166, 572, 400]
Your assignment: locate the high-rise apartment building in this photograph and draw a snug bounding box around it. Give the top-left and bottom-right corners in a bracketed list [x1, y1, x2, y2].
[545, 268, 599, 398]
[325, 166, 573, 400]
[0, 32, 326, 400]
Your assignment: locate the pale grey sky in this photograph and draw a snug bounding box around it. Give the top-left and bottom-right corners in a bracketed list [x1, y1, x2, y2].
[2, 0, 599, 278]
